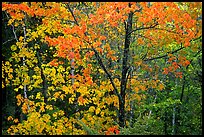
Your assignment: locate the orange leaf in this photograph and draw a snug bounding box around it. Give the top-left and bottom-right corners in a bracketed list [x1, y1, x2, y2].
[135, 87, 139, 92]
[49, 59, 58, 67]
[162, 68, 168, 75]
[69, 52, 75, 59]
[184, 60, 190, 66]
[158, 83, 165, 90]
[184, 39, 190, 47]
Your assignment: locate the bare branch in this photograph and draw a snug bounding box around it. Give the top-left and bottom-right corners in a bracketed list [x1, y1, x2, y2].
[4, 12, 18, 42]
[2, 38, 15, 45]
[143, 46, 184, 62]
[127, 23, 158, 36]
[67, 3, 79, 26]
[143, 36, 202, 62]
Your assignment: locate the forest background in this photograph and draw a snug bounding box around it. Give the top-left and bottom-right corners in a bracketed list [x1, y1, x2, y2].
[2, 2, 202, 135]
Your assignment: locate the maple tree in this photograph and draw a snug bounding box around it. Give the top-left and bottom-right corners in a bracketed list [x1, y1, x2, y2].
[2, 2, 202, 135]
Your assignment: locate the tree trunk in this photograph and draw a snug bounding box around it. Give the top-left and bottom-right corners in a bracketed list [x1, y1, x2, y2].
[175, 75, 186, 134]
[119, 3, 133, 128]
[172, 107, 176, 134]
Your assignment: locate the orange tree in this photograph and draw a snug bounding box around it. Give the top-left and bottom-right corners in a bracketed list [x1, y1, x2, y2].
[2, 2, 202, 135]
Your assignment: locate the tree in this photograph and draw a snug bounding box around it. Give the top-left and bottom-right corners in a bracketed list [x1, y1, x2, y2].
[2, 2, 202, 135]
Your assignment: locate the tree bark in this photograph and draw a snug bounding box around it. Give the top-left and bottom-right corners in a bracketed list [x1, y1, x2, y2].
[35, 48, 48, 104]
[119, 4, 133, 127]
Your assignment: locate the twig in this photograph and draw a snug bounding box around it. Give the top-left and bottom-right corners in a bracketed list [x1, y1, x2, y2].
[2, 38, 15, 45]
[127, 23, 158, 36]
[143, 46, 184, 61]
[143, 36, 202, 62]
[67, 3, 79, 26]
[4, 12, 18, 42]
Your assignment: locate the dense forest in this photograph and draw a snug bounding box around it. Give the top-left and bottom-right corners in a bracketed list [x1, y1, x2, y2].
[2, 2, 202, 135]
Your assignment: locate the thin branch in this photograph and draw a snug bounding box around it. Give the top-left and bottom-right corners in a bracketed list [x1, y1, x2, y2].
[2, 38, 15, 45]
[91, 47, 123, 104]
[124, 21, 127, 30]
[153, 27, 180, 35]
[186, 49, 202, 69]
[133, 7, 142, 13]
[22, 13, 31, 111]
[126, 66, 133, 82]
[143, 46, 184, 61]
[137, 34, 153, 41]
[65, 20, 78, 24]
[190, 35, 202, 42]
[80, 37, 123, 103]
[67, 3, 79, 26]
[127, 23, 158, 36]
[4, 12, 18, 42]
[36, 50, 48, 104]
[180, 75, 185, 102]
[143, 35, 202, 62]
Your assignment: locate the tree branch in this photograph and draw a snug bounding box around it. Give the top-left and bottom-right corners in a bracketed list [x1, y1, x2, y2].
[186, 49, 202, 69]
[80, 39, 122, 102]
[67, 3, 79, 26]
[127, 23, 158, 36]
[36, 50, 48, 104]
[91, 47, 123, 104]
[2, 38, 15, 45]
[153, 27, 181, 35]
[143, 35, 202, 62]
[4, 12, 18, 42]
[143, 46, 184, 62]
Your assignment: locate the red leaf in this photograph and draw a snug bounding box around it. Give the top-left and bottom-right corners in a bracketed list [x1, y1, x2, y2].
[69, 52, 75, 59]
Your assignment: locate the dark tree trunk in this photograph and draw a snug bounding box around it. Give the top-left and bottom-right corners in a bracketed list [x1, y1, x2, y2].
[119, 3, 133, 128]
[175, 75, 186, 134]
[36, 50, 48, 104]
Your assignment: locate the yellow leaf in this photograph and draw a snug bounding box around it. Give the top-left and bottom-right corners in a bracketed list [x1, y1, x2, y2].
[95, 108, 100, 115]
[36, 92, 42, 100]
[158, 83, 165, 90]
[5, 61, 10, 66]
[19, 36, 24, 41]
[7, 116, 13, 121]
[101, 111, 105, 117]
[19, 85, 24, 89]
[89, 106, 95, 113]
[29, 95, 34, 99]
[69, 97, 74, 103]
[45, 105, 53, 110]
[8, 19, 14, 26]
[14, 88, 19, 92]
[60, 94, 65, 100]
[13, 118, 19, 123]
[11, 45, 17, 51]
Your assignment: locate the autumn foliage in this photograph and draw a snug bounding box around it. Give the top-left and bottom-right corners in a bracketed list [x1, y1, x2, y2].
[2, 2, 202, 135]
